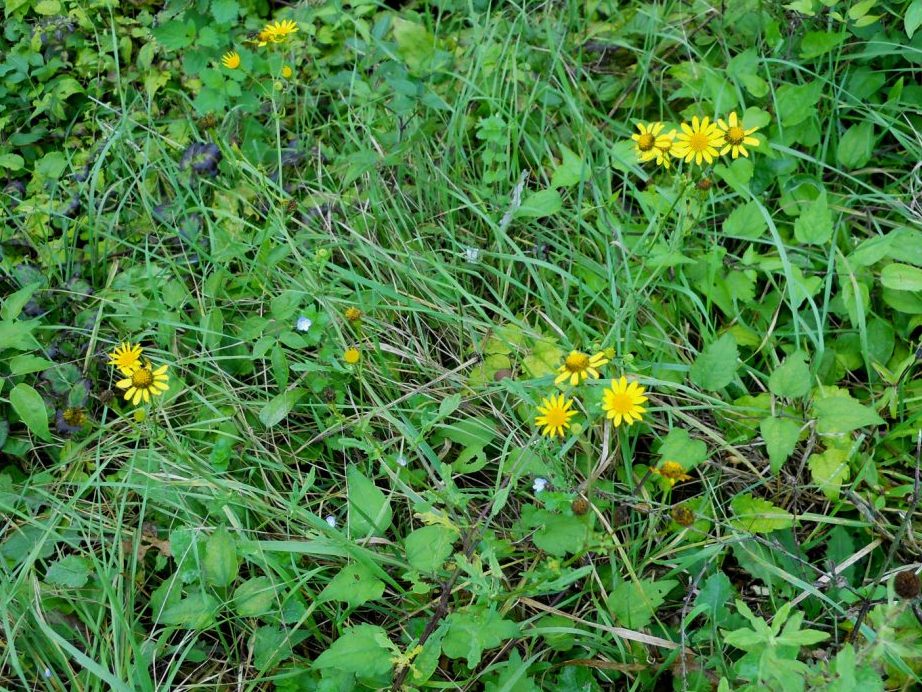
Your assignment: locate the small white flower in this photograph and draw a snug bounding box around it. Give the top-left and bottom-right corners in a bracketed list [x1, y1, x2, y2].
[43, 669, 52, 679]
[532, 477, 548, 493]
[296, 316, 312, 332]
[324, 515, 337, 528]
[462, 246, 480, 263]
[396, 454, 408, 467]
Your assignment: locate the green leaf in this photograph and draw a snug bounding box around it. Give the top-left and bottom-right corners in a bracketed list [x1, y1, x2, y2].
[10, 383, 51, 442]
[515, 189, 562, 218]
[251, 625, 304, 672]
[793, 192, 833, 244]
[258, 389, 304, 428]
[203, 527, 238, 588]
[0, 154, 25, 171]
[837, 122, 875, 170]
[152, 20, 197, 51]
[808, 446, 850, 501]
[392, 17, 438, 73]
[347, 466, 392, 537]
[607, 579, 678, 629]
[776, 80, 823, 126]
[45, 555, 91, 588]
[434, 416, 497, 448]
[9, 355, 56, 376]
[760, 417, 802, 474]
[1, 283, 41, 320]
[210, 0, 238, 23]
[730, 494, 794, 533]
[906, 0, 922, 38]
[529, 510, 592, 556]
[159, 593, 221, 629]
[799, 30, 847, 59]
[233, 576, 277, 618]
[813, 394, 884, 434]
[442, 607, 520, 668]
[769, 352, 812, 399]
[690, 333, 738, 391]
[656, 428, 708, 467]
[723, 201, 767, 240]
[313, 624, 395, 676]
[881, 263, 922, 292]
[319, 563, 386, 607]
[0, 321, 40, 351]
[405, 525, 457, 573]
[550, 145, 585, 188]
[34, 152, 68, 180]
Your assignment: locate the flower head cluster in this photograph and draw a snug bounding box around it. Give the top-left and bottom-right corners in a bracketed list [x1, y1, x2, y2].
[631, 111, 761, 169]
[254, 19, 299, 46]
[651, 460, 693, 488]
[106, 342, 170, 406]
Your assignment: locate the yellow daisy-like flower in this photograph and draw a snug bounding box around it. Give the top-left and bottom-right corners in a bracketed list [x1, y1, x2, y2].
[115, 361, 169, 406]
[601, 376, 648, 427]
[281, 65, 293, 79]
[651, 460, 693, 488]
[221, 51, 241, 69]
[652, 132, 676, 169]
[259, 19, 299, 45]
[344, 307, 362, 322]
[534, 394, 578, 439]
[555, 350, 609, 386]
[343, 348, 361, 365]
[631, 122, 674, 164]
[673, 116, 724, 166]
[717, 111, 760, 159]
[107, 342, 143, 376]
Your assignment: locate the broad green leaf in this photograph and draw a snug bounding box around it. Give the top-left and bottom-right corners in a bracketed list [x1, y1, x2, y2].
[529, 510, 592, 556]
[550, 145, 585, 188]
[434, 416, 497, 447]
[0, 153, 24, 171]
[45, 555, 91, 588]
[1, 283, 41, 320]
[837, 121, 875, 170]
[0, 321, 40, 351]
[210, 0, 238, 23]
[347, 466, 392, 537]
[881, 263, 922, 292]
[723, 201, 767, 240]
[441, 607, 519, 668]
[258, 388, 304, 428]
[690, 333, 738, 391]
[313, 624, 395, 676]
[813, 395, 884, 434]
[730, 494, 794, 533]
[392, 18, 437, 73]
[405, 525, 457, 573]
[319, 564, 386, 607]
[251, 625, 306, 672]
[203, 527, 238, 588]
[656, 428, 708, 467]
[515, 189, 562, 218]
[522, 337, 563, 378]
[848, 233, 894, 267]
[152, 19, 196, 51]
[159, 593, 220, 629]
[799, 31, 847, 59]
[906, 0, 922, 38]
[607, 579, 678, 629]
[793, 193, 833, 244]
[9, 355, 55, 376]
[776, 80, 823, 126]
[10, 383, 51, 442]
[233, 576, 276, 617]
[808, 446, 850, 501]
[768, 352, 812, 398]
[760, 417, 802, 474]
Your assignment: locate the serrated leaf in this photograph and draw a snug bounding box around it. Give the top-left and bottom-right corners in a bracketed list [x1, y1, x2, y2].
[690, 333, 738, 391]
[233, 576, 276, 617]
[793, 193, 833, 244]
[813, 395, 884, 434]
[347, 466, 392, 537]
[203, 527, 238, 587]
[808, 446, 850, 501]
[550, 145, 585, 188]
[405, 525, 457, 573]
[319, 564, 386, 607]
[442, 607, 519, 668]
[313, 624, 395, 676]
[210, 0, 238, 23]
[607, 579, 678, 629]
[769, 352, 812, 399]
[45, 555, 91, 588]
[730, 494, 794, 533]
[723, 201, 767, 240]
[515, 189, 562, 218]
[10, 383, 51, 442]
[656, 428, 708, 467]
[760, 417, 802, 473]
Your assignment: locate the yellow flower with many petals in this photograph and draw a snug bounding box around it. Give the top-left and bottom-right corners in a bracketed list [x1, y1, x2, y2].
[107, 342, 143, 376]
[631, 122, 674, 165]
[116, 361, 169, 405]
[344, 307, 362, 322]
[535, 394, 578, 438]
[651, 460, 692, 488]
[281, 65, 294, 79]
[221, 51, 241, 69]
[673, 116, 724, 166]
[555, 350, 609, 386]
[343, 348, 361, 365]
[258, 19, 298, 45]
[717, 111, 760, 159]
[601, 376, 648, 427]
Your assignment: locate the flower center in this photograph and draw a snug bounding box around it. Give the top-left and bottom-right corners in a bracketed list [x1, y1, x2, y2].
[132, 368, 154, 387]
[657, 139, 672, 152]
[637, 133, 656, 151]
[62, 408, 84, 425]
[544, 407, 568, 427]
[659, 461, 685, 479]
[608, 393, 634, 413]
[564, 352, 591, 372]
[726, 126, 745, 145]
[688, 132, 710, 152]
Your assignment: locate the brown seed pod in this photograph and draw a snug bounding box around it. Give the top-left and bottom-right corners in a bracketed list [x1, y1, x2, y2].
[696, 177, 713, 191]
[493, 369, 512, 381]
[671, 504, 695, 527]
[895, 570, 921, 599]
[571, 496, 590, 515]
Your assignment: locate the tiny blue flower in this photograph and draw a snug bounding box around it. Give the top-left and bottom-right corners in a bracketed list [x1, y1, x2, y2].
[532, 477, 548, 493]
[296, 316, 312, 332]
[324, 515, 337, 528]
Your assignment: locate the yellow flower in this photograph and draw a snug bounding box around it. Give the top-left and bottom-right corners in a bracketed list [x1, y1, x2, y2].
[555, 350, 609, 386]
[652, 132, 676, 169]
[115, 361, 169, 406]
[344, 307, 362, 322]
[601, 376, 648, 427]
[107, 342, 143, 376]
[717, 111, 760, 159]
[631, 121, 674, 164]
[535, 394, 578, 439]
[651, 460, 692, 488]
[259, 19, 299, 45]
[673, 116, 724, 166]
[343, 348, 361, 365]
[281, 65, 293, 79]
[221, 51, 241, 69]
